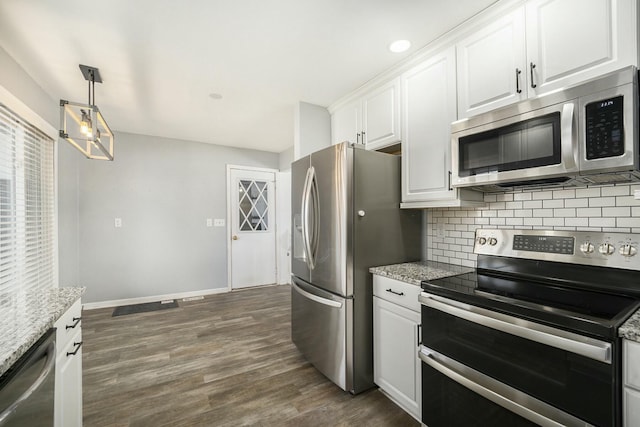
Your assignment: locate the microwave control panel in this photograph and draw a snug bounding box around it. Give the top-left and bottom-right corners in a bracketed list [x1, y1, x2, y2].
[585, 95, 624, 160]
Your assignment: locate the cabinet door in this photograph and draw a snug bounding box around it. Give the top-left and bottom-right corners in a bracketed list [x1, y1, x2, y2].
[373, 296, 421, 420]
[526, 0, 637, 97]
[363, 77, 401, 150]
[55, 330, 83, 427]
[401, 47, 457, 203]
[456, 8, 526, 118]
[331, 100, 361, 145]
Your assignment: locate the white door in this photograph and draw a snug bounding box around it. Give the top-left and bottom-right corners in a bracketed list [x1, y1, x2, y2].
[228, 167, 276, 289]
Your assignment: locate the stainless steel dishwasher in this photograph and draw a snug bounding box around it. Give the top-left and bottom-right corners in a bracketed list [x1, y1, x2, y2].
[0, 329, 56, 426]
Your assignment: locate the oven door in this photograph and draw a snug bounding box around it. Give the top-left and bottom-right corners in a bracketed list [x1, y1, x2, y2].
[451, 100, 579, 188]
[420, 293, 617, 427]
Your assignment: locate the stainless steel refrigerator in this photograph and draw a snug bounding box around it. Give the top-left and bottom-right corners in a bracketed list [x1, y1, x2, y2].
[291, 142, 422, 394]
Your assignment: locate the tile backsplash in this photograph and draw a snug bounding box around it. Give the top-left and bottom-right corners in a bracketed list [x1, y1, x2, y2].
[426, 183, 640, 268]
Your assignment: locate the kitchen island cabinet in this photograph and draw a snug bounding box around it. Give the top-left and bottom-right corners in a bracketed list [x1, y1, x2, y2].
[54, 298, 83, 427]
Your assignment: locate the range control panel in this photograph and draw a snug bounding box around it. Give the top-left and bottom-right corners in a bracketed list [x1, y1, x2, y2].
[474, 229, 640, 270]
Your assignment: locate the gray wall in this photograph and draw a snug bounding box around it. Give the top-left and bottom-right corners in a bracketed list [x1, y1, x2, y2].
[76, 132, 279, 303]
[294, 101, 330, 160]
[279, 146, 294, 171]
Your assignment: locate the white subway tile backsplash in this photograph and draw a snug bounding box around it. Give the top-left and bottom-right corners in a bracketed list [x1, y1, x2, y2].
[543, 199, 564, 208]
[576, 188, 601, 198]
[588, 197, 616, 207]
[426, 183, 640, 267]
[564, 198, 588, 208]
[522, 200, 543, 209]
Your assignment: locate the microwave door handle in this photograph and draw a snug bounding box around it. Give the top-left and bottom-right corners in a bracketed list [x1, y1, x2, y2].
[560, 103, 577, 170]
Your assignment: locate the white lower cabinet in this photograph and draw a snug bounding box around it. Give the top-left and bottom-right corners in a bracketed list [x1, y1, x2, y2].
[624, 339, 640, 426]
[54, 299, 83, 427]
[373, 276, 421, 421]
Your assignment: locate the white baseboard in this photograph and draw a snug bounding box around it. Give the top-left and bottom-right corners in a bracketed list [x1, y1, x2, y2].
[82, 288, 228, 310]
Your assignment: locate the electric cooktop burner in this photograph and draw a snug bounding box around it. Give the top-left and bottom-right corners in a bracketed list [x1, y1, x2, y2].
[422, 229, 640, 340]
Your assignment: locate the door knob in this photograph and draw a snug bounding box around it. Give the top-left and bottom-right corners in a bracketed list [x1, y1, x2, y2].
[232, 235, 238, 240]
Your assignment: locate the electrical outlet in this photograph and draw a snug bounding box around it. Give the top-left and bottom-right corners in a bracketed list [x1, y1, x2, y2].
[114, 218, 122, 228]
[214, 219, 225, 227]
[206, 218, 213, 227]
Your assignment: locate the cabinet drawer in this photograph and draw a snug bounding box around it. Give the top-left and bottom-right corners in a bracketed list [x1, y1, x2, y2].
[54, 299, 82, 350]
[625, 339, 640, 390]
[373, 275, 421, 312]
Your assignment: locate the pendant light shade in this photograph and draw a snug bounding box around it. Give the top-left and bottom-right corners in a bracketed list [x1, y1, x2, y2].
[59, 65, 114, 161]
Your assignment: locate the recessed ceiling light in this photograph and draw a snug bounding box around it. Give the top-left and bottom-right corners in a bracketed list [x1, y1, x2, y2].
[388, 40, 411, 53]
[209, 93, 223, 100]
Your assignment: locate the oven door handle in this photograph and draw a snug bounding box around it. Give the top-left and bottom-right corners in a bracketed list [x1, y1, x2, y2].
[419, 292, 611, 364]
[418, 346, 593, 427]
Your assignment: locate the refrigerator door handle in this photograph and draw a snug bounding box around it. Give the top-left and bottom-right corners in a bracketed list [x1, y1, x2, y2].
[292, 281, 343, 308]
[308, 167, 320, 268]
[301, 166, 315, 270]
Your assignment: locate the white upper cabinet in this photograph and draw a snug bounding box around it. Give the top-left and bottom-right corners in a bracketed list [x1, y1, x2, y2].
[401, 47, 484, 207]
[457, 8, 527, 118]
[526, 0, 637, 96]
[362, 77, 402, 150]
[331, 78, 401, 150]
[331, 99, 361, 146]
[457, 0, 637, 119]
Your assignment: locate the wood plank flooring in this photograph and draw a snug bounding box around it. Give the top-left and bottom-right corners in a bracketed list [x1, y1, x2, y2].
[82, 285, 419, 426]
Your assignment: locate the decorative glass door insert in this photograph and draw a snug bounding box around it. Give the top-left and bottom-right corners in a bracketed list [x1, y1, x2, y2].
[238, 179, 269, 231]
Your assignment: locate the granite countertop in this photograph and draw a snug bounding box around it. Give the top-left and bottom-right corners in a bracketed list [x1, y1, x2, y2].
[0, 287, 85, 377]
[620, 309, 640, 343]
[369, 261, 474, 286]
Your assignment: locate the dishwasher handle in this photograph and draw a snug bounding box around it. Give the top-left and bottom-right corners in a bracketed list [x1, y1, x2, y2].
[0, 336, 56, 425]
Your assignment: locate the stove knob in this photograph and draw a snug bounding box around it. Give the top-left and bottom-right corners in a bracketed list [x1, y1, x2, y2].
[478, 237, 487, 245]
[598, 243, 615, 255]
[619, 244, 638, 257]
[579, 242, 594, 254]
[488, 238, 498, 246]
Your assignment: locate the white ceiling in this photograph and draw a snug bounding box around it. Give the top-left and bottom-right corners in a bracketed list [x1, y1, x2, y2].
[0, 0, 498, 153]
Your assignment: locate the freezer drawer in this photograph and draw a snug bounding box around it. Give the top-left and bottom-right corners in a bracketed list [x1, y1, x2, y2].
[291, 277, 351, 392]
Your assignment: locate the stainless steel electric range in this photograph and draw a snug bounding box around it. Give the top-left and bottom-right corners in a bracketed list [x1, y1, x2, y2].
[420, 229, 640, 427]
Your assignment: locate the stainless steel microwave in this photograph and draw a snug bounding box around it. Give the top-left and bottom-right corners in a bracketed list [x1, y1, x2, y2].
[451, 66, 640, 191]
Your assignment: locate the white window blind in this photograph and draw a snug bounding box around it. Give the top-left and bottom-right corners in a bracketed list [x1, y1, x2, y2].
[0, 103, 55, 294]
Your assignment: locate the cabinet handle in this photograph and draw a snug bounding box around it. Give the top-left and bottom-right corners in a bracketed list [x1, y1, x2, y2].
[530, 62, 537, 88]
[515, 68, 522, 94]
[66, 341, 83, 357]
[65, 317, 81, 330]
[361, 131, 366, 144]
[356, 133, 361, 144]
[417, 324, 422, 346]
[448, 171, 453, 191]
[385, 288, 404, 296]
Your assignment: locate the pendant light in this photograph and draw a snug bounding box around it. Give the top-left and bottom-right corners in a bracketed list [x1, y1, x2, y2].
[59, 64, 114, 161]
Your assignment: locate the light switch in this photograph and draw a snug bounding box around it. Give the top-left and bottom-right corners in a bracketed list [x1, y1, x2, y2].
[214, 219, 225, 227]
[114, 218, 122, 228]
[206, 218, 213, 227]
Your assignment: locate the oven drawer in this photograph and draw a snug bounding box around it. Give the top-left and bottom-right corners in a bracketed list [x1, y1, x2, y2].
[373, 276, 420, 312]
[420, 296, 616, 426]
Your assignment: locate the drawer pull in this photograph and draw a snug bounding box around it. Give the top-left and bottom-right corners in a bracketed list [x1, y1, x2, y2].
[385, 288, 404, 296]
[66, 341, 83, 357]
[65, 317, 81, 330]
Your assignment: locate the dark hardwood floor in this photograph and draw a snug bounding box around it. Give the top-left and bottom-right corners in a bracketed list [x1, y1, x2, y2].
[82, 285, 419, 426]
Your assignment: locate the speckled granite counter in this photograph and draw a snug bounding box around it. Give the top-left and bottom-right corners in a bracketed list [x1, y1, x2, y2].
[620, 309, 640, 342]
[369, 261, 474, 286]
[0, 287, 84, 377]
